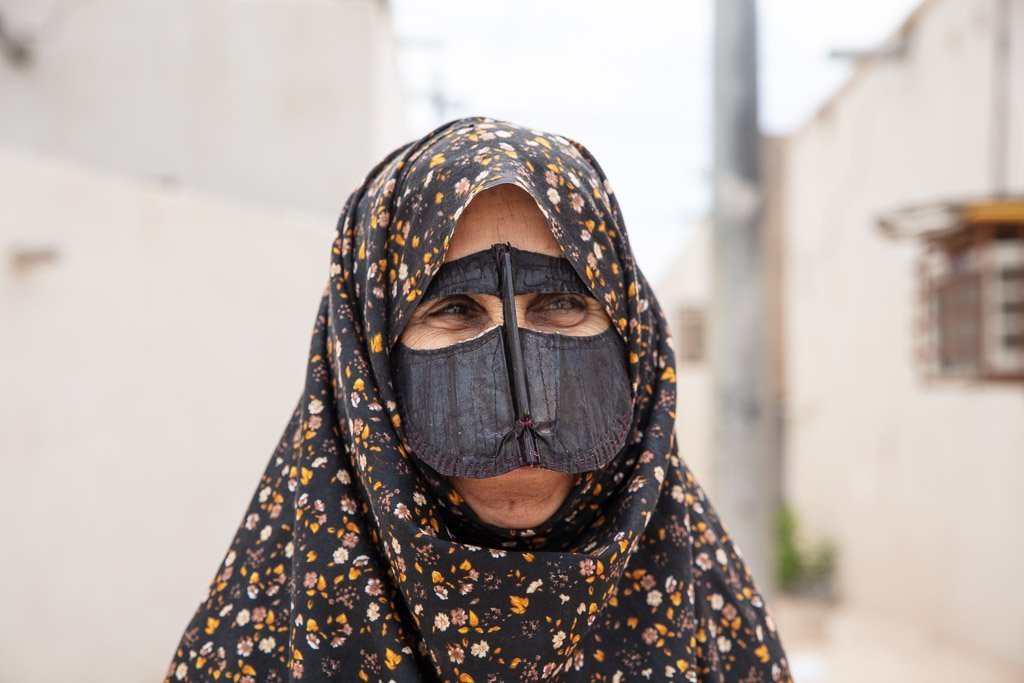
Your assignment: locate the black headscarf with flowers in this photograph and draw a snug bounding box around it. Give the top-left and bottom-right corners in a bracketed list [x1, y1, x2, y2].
[165, 116, 793, 682]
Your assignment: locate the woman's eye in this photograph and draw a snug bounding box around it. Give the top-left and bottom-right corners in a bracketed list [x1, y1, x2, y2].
[434, 302, 469, 317]
[533, 294, 586, 312]
[527, 294, 590, 329]
[545, 295, 585, 311]
[427, 296, 483, 321]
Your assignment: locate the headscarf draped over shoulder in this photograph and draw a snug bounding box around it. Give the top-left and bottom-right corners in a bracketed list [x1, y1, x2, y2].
[165, 116, 793, 682]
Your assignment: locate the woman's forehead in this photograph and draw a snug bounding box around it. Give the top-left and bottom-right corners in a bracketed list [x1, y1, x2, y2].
[445, 184, 561, 262]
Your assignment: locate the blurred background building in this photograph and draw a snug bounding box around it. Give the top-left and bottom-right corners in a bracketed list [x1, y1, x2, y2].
[2, 0, 1022, 681]
[0, 1, 406, 681]
[659, 0, 1024, 680]
[0, 0, 404, 210]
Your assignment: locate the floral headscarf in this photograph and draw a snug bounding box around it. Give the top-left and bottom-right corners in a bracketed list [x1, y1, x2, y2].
[165, 115, 792, 682]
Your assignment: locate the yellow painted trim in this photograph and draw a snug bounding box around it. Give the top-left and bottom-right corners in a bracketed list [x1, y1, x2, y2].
[962, 201, 1024, 224]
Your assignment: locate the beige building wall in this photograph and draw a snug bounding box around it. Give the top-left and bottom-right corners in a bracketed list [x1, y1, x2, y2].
[653, 222, 715, 495]
[0, 147, 336, 682]
[655, 136, 786, 593]
[0, 0, 406, 214]
[781, 0, 1024, 668]
[0, 4, 407, 678]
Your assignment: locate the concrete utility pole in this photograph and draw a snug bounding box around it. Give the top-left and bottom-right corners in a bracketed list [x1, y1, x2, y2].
[710, 0, 781, 591]
[992, 0, 1012, 197]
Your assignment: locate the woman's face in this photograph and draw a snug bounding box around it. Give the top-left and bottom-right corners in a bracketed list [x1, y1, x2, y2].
[399, 184, 612, 528]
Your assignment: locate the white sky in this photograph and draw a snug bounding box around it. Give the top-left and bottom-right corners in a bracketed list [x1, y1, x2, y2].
[390, 0, 923, 281]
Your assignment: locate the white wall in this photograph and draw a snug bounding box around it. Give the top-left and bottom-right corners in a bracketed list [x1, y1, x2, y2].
[0, 147, 333, 682]
[0, 0, 407, 214]
[653, 223, 715, 496]
[0, 5, 407, 674]
[781, 0, 1024, 667]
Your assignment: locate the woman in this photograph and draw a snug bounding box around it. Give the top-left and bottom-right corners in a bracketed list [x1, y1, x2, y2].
[165, 116, 792, 682]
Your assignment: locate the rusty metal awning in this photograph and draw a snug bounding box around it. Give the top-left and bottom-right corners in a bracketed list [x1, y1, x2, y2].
[878, 197, 1024, 241]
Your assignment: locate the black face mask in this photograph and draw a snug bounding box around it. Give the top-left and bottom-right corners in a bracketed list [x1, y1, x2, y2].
[391, 243, 633, 479]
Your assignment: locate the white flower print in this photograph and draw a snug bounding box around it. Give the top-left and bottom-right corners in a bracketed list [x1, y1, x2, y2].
[434, 612, 450, 631]
[671, 484, 685, 503]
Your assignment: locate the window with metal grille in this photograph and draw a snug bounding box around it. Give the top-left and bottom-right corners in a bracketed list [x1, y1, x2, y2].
[676, 305, 706, 363]
[920, 220, 1024, 381]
